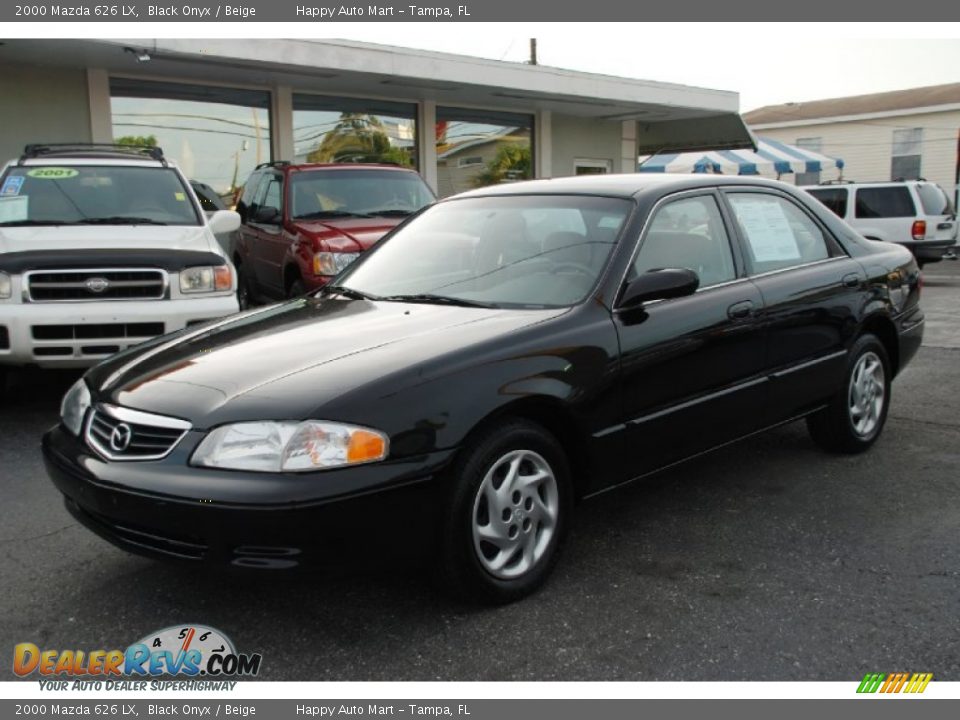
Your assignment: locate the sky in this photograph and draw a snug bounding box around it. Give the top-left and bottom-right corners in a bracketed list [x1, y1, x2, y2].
[320, 25, 960, 112]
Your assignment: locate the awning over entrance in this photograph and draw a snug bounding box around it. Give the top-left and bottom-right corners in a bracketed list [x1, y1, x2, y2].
[638, 136, 844, 176]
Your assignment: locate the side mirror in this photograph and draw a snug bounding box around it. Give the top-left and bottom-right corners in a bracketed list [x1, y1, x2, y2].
[208, 210, 241, 234]
[619, 268, 699, 309]
[252, 206, 281, 225]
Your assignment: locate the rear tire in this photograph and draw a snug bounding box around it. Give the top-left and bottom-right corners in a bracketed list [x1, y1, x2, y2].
[807, 333, 891, 454]
[236, 266, 257, 310]
[438, 419, 572, 604]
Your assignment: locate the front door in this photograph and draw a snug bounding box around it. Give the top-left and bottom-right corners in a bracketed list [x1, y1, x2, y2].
[614, 191, 768, 480]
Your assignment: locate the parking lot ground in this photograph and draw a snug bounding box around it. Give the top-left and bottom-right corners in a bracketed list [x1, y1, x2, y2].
[1, 261, 959, 681]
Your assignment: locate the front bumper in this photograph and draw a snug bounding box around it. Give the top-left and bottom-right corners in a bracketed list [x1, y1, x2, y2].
[0, 295, 238, 368]
[42, 425, 455, 567]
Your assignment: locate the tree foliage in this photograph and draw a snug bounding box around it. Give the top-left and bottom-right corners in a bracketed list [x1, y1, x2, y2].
[473, 143, 532, 188]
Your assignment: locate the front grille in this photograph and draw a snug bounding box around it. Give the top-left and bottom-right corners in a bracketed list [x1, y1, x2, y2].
[26, 269, 166, 301]
[32, 323, 164, 341]
[85, 404, 191, 461]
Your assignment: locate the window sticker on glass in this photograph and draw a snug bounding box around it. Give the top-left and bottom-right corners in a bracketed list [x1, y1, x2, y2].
[26, 168, 79, 180]
[1, 176, 24, 196]
[175, 192, 186, 201]
[0, 196, 29, 223]
[732, 197, 801, 262]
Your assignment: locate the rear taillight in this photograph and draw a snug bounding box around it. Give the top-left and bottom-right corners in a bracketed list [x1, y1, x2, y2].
[912, 220, 927, 240]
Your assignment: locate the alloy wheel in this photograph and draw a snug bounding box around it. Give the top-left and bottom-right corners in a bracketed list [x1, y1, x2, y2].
[848, 350, 885, 438]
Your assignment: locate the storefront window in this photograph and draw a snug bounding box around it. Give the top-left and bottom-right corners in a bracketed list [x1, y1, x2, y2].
[110, 79, 271, 202]
[436, 108, 533, 197]
[293, 95, 417, 168]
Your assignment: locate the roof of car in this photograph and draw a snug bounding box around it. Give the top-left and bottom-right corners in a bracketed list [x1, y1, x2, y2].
[800, 180, 935, 190]
[447, 173, 794, 200]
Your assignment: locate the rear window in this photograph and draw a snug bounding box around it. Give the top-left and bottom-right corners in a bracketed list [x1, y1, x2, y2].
[854, 187, 915, 218]
[807, 188, 848, 218]
[917, 183, 953, 216]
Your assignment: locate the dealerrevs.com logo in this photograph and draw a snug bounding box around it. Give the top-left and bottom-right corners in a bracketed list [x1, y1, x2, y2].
[13, 624, 262, 686]
[857, 672, 933, 694]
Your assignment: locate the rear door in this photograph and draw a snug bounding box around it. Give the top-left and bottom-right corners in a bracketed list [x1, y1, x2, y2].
[722, 188, 866, 424]
[614, 190, 767, 477]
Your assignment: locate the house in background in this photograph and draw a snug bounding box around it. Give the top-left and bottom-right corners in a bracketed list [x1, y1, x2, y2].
[744, 83, 960, 202]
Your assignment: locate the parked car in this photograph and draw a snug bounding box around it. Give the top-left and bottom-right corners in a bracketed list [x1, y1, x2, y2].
[801, 180, 957, 267]
[232, 162, 435, 307]
[44, 174, 923, 603]
[0, 144, 241, 387]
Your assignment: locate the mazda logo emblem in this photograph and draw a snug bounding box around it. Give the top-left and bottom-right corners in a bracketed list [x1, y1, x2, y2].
[85, 277, 110, 293]
[109, 423, 133, 452]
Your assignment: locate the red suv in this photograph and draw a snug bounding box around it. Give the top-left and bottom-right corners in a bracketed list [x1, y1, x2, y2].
[233, 162, 435, 306]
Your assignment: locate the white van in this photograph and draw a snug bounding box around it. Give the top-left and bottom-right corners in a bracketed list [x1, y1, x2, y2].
[0, 144, 241, 377]
[801, 180, 957, 267]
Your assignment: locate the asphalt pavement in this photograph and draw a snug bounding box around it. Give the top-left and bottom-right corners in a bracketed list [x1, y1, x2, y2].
[1, 260, 958, 681]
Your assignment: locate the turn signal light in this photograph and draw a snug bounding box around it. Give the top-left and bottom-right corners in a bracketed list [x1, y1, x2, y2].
[214, 265, 233, 291]
[911, 220, 926, 241]
[347, 429, 387, 463]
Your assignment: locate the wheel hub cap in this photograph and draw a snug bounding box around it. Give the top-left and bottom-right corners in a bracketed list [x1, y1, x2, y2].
[848, 351, 885, 438]
[471, 449, 559, 580]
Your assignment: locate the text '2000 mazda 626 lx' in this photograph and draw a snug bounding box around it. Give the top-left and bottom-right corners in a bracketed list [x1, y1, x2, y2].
[43, 174, 924, 603]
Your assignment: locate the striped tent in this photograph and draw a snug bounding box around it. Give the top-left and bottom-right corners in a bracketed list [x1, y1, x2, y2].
[638, 137, 844, 177]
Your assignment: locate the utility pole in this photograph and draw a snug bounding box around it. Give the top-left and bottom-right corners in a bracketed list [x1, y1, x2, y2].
[529, 38, 537, 66]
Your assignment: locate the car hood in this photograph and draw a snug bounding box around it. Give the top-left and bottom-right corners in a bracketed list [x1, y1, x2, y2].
[292, 217, 403, 252]
[89, 298, 564, 428]
[0, 225, 216, 255]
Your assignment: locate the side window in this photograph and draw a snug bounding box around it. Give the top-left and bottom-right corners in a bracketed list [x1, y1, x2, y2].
[727, 193, 835, 274]
[260, 174, 283, 212]
[236, 171, 262, 223]
[854, 187, 915, 218]
[632, 195, 736, 288]
[806, 188, 848, 218]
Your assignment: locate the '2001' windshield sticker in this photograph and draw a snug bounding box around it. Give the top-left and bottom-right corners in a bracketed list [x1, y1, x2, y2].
[26, 168, 79, 180]
[0, 196, 29, 224]
[174, 192, 186, 201]
[1, 176, 25, 196]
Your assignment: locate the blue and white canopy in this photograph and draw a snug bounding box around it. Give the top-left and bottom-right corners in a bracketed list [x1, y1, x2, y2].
[638, 137, 844, 176]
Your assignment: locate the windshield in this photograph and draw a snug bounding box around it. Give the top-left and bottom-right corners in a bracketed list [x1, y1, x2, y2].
[333, 195, 633, 308]
[290, 169, 434, 220]
[0, 165, 201, 227]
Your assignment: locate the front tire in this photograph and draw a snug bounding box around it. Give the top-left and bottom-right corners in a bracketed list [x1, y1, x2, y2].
[807, 333, 891, 453]
[287, 278, 306, 299]
[439, 419, 572, 604]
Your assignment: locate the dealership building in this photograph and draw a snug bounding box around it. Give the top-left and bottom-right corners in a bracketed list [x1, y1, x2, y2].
[0, 38, 751, 197]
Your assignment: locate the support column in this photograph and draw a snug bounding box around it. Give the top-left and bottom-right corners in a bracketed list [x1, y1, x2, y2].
[536, 110, 552, 179]
[273, 85, 294, 162]
[419, 100, 438, 193]
[620, 120, 638, 174]
[86, 68, 112, 143]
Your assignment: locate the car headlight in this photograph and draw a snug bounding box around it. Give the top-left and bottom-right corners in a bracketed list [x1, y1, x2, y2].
[60, 379, 91, 436]
[180, 265, 232, 293]
[191, 420, 389, 472]
[313, 252, 359, 276]
[0, 271, 11, 299]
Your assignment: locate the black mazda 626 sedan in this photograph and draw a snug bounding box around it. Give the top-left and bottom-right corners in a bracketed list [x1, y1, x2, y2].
[44, 174, 924, 603]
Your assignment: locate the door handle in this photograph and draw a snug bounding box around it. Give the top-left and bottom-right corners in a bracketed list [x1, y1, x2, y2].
[842, 273, 861, 288]
[727, 300, 754, 320]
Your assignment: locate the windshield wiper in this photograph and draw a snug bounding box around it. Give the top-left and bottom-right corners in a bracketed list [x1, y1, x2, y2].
[77, 216, 168, 225]
[370, 209, 414, 217]
[0, 220, 77, 227]
[322, 285, 380, 301]
[293, 210, 374, 220]
[379, 293, 495, 308]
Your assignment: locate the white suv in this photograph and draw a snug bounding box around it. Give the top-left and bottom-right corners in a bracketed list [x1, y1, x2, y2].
[801, 180, 957, 267]
[0, 144, 241, 376]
